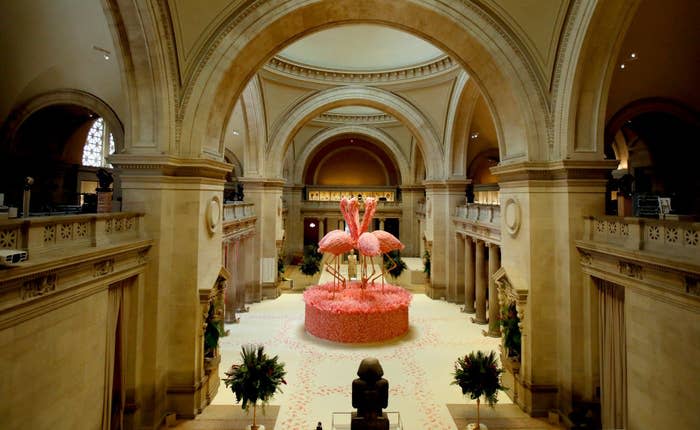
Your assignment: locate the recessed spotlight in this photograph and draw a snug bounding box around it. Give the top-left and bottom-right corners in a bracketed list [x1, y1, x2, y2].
[630, 52, 637, 59]
[232, 130, 240, 136]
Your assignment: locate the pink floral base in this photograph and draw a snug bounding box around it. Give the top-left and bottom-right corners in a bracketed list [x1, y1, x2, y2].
[303, 281, 412, 343]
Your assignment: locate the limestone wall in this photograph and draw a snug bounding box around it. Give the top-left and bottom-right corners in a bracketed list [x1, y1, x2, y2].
[0, 292, 109, 429]
[626, 288, 700, 429]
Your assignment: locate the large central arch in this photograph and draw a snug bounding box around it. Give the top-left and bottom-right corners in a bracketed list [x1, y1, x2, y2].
[177, 0, 548, 167]
[268, 86, 440, 179]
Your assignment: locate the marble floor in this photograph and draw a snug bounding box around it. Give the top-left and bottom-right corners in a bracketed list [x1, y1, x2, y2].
[212, 267, 509, 430]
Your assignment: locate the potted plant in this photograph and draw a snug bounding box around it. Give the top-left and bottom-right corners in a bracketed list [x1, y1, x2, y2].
[300, 244, 322, 278]
[383, 250, 407, 278]
[423, 250, 431, 279]
[223, 345, 287, 430]
[452, 350, 506, 430]
[500, 303, 521, 362]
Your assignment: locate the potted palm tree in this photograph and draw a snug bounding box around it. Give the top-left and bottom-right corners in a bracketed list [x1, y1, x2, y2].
[452, 350, 506, 430]
[223, 345, 287, 430]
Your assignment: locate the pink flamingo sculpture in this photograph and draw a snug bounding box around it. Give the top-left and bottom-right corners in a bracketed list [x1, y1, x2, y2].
[318, 229, 354, 292]
[317, 196, 404, 294]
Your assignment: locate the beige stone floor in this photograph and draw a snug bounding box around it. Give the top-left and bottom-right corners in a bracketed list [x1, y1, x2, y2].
[175, 267, 558, 430]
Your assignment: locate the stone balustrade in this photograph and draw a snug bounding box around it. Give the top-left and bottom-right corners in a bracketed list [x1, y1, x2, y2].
[453, 203, 501, 245]
[0, 212, 145, 260]
[223, 202, 255, 222]
[582, 216, 700, 265]
[454, 203, 501, 225]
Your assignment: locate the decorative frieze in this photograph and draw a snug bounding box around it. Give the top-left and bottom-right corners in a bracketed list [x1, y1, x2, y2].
[265, 55, 457, 84]
[94, 259, 115, 277]
[618, 261, 643, 279]
[0, 228, 18, 248]
[20, 274, 57, 300]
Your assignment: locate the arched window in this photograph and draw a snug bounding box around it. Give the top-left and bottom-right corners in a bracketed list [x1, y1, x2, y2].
[82, 117, 115, 167]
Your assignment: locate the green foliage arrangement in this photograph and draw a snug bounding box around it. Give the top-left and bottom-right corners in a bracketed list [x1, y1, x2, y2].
[300, 244, 322, 276]
[500, 303, 521, 360]
[423, 250, 431, 278]
[452, 350, 507, 429]
[223, 345, 287, 428]
[203, 303, 223, 358]
[383, 250, 407, 278]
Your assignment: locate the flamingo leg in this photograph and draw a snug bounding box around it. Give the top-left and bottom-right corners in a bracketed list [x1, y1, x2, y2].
[381, 253, 399, 293]
[323, 255, 346, 296]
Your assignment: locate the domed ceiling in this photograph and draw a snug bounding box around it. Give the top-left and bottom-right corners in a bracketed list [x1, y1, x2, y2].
[277, 24, 446, 72]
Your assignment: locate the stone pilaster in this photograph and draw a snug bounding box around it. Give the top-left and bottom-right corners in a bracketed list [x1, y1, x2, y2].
[111, 154, 229, 421]
[399, 185, 424, 257]
[424, 179, 467, 300]
[491, 159, 616, 416]
[239, 178, 284, 301]
[283, 184, 304, 260]
[453, 232, 465, 304]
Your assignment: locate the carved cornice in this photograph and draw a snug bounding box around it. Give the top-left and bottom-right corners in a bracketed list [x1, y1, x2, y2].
[313, 112, 396, 124]
[111, 155, 231, 180]
[491, 160, 618, 183]
[264, 55, 458, 84]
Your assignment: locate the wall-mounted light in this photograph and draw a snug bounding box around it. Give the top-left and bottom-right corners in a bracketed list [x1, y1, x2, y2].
[309, 222, 316, 228]
[620, 63, 626, 70]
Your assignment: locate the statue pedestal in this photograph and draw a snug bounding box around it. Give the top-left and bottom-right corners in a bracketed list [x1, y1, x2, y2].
[97, 190, 113, 213]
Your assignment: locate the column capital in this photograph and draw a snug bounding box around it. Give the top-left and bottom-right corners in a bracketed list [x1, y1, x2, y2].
[423, 178, 470, 192]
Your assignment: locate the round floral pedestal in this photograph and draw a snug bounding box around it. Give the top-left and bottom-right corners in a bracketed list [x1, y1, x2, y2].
[303, 281, 412, 343]
[246, 425, 264, 430]
[466, 423, 487, 430]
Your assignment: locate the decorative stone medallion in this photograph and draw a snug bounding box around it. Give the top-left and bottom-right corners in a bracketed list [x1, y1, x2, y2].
[206, 195, 222, 235]
[503, 197, 521, 237]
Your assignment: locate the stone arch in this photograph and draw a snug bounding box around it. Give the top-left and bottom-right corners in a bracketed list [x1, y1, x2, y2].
[444, 73, 480, 178]
[605, 97, 700, 146]
[179, 0, 548, 165]
[267, 86, 442, 179]
[224, 148, 244, 179]
[312, 146, 390, 185]
[1, 89, 125, 153]
[552, 0, 641, 161]
[293, 125, 410, 184]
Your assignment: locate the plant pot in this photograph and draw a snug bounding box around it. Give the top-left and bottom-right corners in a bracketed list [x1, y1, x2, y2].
[466, 423, 487, 430]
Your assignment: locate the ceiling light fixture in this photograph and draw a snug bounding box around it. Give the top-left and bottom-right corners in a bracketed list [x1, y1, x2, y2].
[630, 52, 637, 59]
[309, 222, 316, 228]
[232, 130, 240, 136]
[470, 132, 479, 139]
[620, 64, 626, 70]
[93, 45, 111, 60]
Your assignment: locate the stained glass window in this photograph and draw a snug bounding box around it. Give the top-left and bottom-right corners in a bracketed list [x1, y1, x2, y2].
[81, 117, 115, 167]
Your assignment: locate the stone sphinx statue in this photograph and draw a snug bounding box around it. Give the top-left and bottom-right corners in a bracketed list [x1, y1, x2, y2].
[351, 358, 389, 430]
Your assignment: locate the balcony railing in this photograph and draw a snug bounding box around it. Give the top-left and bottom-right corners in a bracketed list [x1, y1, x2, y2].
[582, 216, 700, 265]
[453, 203, 501, 244]
[223, 202, 255, 222]
[0, 212, 145, 261]
[454, 203, 500, 224]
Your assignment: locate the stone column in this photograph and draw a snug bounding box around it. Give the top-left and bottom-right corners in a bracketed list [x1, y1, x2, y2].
[379, 218, 385, 230]
[487, 243, 501, 336]
[452, 232, 465, 303]
[472, 239, 487, 324]
[462, 235, 475, 313]
[319, 217, 325, 237]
